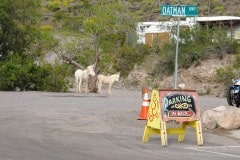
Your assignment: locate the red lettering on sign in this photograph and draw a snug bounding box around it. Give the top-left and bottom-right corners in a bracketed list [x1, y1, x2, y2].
[168, 110, 194, 117]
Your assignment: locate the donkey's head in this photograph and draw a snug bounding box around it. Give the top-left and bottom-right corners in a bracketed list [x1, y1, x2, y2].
[86, 65, 95, 76]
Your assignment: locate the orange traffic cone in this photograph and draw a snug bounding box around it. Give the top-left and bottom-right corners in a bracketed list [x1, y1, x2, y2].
[138, 88, 150, 120]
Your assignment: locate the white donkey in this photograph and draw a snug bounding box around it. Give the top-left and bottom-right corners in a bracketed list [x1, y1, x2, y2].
[75, 65, 95, 93]
[97, 72, 120, 94]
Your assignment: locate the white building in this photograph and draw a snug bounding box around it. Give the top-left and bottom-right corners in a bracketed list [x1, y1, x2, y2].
[137, 16, 240, 45]
[136, 17, 196, 44]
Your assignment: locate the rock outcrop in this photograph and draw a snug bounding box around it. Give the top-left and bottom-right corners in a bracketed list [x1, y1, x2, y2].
[202, 106, 240, 129]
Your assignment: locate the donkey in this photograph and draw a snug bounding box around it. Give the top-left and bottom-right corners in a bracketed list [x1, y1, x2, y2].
[74, 65, 95, 93]
[97, 72, 120, 95]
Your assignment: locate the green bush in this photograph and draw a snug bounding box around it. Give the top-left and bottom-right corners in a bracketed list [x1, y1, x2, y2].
[214, 66, 235, 85]
[233, 54, 240, 69]
[227, 40, 240, 54]
[54, 11, 66, 21]
[97, 53, 113, 73]
[114, 44, 150, 77]
[215, 5, 224, 15]
[179, 42, 206, 68]
[48, 1, 61, 12]
[0, 54, 35, 90]
[35, 63, 71, 92]
[154, 26, 238, 78]
[153, 49, 175, 76]
[0, 54, 71, 91]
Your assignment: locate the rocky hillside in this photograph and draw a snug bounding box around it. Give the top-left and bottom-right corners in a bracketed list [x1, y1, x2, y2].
[160, 54, 234, 96]
[130, 0, 240, 21]
[127, 54, 234, 97]
[124, 0, 240, 96]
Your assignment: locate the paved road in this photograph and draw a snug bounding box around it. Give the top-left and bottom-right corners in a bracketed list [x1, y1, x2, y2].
[0, 89, 239, 160]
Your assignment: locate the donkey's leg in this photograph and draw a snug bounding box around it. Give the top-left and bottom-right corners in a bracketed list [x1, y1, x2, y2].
[78, 79, 82, 93]
[98, 81, 102, 93]
[85, 79, 88, 92]
[76, 81, 79, 93]
[108, 83, 112, 95]
[76, 78, 79, 93]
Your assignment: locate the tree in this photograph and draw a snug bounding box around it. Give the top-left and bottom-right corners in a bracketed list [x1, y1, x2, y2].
[54, 1, 136, 69]
[51, 1, 137, 91]
[53, 36, 92, 69]
[82, 1, 136, 69]
[0, 0, 41, 59]
[0, 0, 72, 92]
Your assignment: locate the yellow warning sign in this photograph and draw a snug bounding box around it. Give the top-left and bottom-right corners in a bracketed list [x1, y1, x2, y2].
[146, 90, 160, 129]
[142, 89, 203, 146]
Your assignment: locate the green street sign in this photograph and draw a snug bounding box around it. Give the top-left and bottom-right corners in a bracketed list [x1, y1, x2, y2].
[161, 5, 198, 16]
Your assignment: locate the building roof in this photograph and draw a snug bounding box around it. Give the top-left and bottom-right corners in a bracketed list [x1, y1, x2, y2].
[196, 16, 240, 22]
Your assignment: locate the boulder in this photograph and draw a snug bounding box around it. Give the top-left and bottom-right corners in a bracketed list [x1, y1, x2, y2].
[202, 106, 240, 130]
[178, 83, 186, 89]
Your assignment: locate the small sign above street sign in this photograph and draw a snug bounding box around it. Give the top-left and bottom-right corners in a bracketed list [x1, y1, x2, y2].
[161, 5, 198, 17]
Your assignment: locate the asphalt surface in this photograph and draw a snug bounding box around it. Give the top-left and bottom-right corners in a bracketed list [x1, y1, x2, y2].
[0, 88, 239, 160]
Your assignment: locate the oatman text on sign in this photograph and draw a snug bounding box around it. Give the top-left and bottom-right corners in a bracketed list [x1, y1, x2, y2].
[161, 5, 198, 17]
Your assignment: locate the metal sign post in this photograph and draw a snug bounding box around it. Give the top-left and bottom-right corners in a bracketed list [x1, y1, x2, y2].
[160, 4, 198, 89]
[174, 16, 180, 89]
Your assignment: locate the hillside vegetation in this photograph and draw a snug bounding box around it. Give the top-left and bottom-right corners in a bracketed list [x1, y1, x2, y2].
[0, 0, 240, 94]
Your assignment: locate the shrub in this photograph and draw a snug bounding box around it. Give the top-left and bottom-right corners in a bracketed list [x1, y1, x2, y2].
[233, 54, 240, 69]
[48, 0, 61, 12]
[214, 66, 235, 85]
[0, 54, 71, 91]
[114, 44, 150, 77]
[40, 25, 53, 31]
[179, 42, 206, 69]
[35, 62, 71, 92]
[227, 40, 240, 54]
[153, 52, 175, 76]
